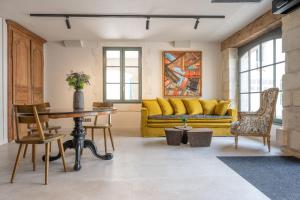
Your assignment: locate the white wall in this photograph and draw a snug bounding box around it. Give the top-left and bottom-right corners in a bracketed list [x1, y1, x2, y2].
[0, 18, 8, 144]
[45, 40, 222, 136]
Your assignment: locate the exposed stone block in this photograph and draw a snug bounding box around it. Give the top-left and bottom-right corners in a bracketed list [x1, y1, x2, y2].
[286, 49, 300, 73]
[283, 107, 300, 131]
[283, 91, 292, 107]
[288, 130, 300, 151]
[282, 8, 300, 32]
[283, 25, 300, 52]
[293, 90, 300, 106]
[276, 127, 287, 146]
[282, 72, 300, 90]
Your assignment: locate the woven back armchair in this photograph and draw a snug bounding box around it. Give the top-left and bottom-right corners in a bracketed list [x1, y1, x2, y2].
[231, 88, 279, 152]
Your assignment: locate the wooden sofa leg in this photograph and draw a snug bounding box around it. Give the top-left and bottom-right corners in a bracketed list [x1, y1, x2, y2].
[263, 136, 266, 146]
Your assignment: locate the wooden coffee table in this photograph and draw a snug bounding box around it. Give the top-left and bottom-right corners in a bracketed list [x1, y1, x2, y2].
[187, 128, 213, 147]
[174, 126, 213, 147]
[174, 126, 192, 144]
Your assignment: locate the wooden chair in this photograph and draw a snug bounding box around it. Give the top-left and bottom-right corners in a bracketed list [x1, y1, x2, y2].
[231, 88, 279, 152]
[11, 104, 67, 185]
[83, 102, 115, 153]
[23, 102, 61, 158]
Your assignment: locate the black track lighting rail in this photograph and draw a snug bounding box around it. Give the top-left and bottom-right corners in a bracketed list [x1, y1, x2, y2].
[30, 13, 225, 30]
[30, 14, 225, 19]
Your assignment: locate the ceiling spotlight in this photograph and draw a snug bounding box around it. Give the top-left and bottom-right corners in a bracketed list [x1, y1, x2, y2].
[65, 16, 71, 29]
[194, 18, 199, 30]
[146, 17, 150, 30]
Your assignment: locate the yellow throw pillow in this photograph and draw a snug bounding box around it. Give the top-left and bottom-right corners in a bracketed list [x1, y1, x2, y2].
[169, 98, 187, 115]
[157, 98, 174, 115]
[199, 99, 218, 115]
[218, 99, 231, 104]
[182, 99, 203, 115]
[215, 101, 230, 116]
[142, 100, 162, 116]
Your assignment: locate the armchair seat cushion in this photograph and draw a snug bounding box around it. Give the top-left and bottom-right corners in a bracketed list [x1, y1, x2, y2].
[230, 118, 269, 135]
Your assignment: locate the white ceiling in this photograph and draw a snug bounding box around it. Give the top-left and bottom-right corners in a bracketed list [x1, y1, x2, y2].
[0, 0, 272, 42]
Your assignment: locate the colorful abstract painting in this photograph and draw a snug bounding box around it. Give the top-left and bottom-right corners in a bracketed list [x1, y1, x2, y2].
[163, 51, 202, 96]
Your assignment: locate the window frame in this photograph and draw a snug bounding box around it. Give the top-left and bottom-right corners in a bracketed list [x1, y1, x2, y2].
[103, 47, 142, 103]
[238, 28, 284, 124]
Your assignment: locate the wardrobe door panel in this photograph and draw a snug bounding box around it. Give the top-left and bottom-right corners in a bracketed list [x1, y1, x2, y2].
[31, 40, 44, 104]
[10, 28, 31, 139]
[12, 29, 31, 104]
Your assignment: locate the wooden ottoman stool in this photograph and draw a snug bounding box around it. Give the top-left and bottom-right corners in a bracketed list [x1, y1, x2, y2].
[187, 128, 213, 147]
[165, 128, 183, 146]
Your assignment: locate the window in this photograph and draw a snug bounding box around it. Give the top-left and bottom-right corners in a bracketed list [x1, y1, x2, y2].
[238, 28, 285, 123]
[103, 47, 142, 103]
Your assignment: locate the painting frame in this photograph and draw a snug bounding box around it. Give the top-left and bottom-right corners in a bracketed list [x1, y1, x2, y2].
[162, 51, 202, 97]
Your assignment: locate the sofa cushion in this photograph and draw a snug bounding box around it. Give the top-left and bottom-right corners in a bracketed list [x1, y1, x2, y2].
[148, 114, 231, 120]
[157, 98, 174, 115]
[147, 112, 233, 124]
[147, 122, 231, 128]
[169, 98, 187, 115]
[200, 99, 218, 115]
[147, 118, 233, 123]
[142, 100, 162, 116]
[215, 101, 230, 116]
[182, 99, 203, 115]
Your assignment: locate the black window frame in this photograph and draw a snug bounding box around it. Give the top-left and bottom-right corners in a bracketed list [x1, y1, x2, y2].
[238, 28, 285, 124]
[103, 47, 142, 103]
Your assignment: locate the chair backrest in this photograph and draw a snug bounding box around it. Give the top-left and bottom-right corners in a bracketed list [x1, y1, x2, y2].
[14, 104, 48, 141]
[258, 88, 279, 132]
[92, 102, 113, 125]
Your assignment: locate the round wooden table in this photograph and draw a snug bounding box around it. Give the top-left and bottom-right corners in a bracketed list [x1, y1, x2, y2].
[23, 107, 117, 171]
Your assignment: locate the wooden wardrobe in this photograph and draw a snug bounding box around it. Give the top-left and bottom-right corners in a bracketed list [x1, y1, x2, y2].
[7, 20, 46, 142]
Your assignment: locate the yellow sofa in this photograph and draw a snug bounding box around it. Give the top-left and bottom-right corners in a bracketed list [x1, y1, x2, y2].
[141, 98, 237, 137]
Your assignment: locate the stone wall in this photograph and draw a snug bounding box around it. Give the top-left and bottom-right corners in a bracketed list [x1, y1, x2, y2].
[280, 8, 300, 151]
[221, 48, 238, 108]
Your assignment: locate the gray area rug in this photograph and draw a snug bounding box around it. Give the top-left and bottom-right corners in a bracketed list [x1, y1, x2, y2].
[217, 156, 300, 200]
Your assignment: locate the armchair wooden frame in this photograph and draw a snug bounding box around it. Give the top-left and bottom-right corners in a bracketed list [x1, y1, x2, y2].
[11, 104, 67, 185]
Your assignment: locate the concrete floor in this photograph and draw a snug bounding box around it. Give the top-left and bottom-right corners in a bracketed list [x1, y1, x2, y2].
[0, 135, 286, 200]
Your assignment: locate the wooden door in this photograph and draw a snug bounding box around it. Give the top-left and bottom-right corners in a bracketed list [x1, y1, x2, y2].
[31, 40, 44, 104]
[10, 28, 31, 139]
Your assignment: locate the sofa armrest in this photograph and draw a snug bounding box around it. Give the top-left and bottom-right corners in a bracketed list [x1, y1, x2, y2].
[141, 107, 148, 127]
[227, 108, 238, 122]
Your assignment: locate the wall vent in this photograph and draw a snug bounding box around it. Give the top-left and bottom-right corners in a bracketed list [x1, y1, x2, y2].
[63, 40, 84, 48]
[172, 41, 191, 48]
